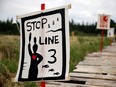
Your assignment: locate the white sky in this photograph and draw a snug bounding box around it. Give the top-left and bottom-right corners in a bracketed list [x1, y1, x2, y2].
[0, 0, 116, 24]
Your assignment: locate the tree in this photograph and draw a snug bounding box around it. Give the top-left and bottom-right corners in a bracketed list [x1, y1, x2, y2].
[69, 19, 116, 36]
[0, 18, 19, 35]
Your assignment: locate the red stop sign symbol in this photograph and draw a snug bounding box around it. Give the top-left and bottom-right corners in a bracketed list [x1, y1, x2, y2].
[103, 16, 108, 22]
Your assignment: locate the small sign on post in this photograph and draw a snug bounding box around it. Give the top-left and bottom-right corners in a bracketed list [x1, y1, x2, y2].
[107, 28, 115, 38]
[107, 28, 115, 46]
[14, 5, 70, 82]
[97, 14, 111, 30]
[96, 14, 111, 52]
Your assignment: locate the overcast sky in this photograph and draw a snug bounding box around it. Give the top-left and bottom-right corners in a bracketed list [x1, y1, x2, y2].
[0, 0, 116, 24]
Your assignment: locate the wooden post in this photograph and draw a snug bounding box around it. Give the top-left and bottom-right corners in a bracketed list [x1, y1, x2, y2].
[41, 3, 45, 10]
[110, 37, 112, 46]
[40, 3, 46, 87]
[40, 80, 46, 87]
[100, 29, 104, 52]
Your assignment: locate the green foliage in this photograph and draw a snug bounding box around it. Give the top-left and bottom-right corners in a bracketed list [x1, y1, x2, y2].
[0, 35, 20, 60]
[70, 19, 116, 36]
[0, 19, 19, 35]
[1, 59, 18, 73]
[0, 62, 11, 87]
[24, 82, 37, 87]
[0, 35, 38, 87]
[0, 18, 116, 35]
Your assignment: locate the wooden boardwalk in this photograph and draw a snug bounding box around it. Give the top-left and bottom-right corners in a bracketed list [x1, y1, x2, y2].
[46, 43, 116, 87]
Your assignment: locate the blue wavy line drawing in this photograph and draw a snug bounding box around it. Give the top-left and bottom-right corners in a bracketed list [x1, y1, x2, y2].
[46, 29, 62, 33]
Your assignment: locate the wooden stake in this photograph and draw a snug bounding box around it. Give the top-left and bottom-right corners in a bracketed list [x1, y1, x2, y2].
[40, 81, 46, 87]
[68, 4, 71, 9]
[110, 37, 112, 46]
[41, 3, 45, 10]
[100, 29, 104, 52]
[39, 3, 46, 87]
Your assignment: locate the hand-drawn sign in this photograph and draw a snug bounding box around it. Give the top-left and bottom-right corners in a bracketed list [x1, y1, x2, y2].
[15, 6, 70, 82]
[97, 14, 111, 29]
[107, 28, 115, 37]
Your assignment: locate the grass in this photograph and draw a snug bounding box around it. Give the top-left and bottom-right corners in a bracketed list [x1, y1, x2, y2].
[0, 35, 37, 87]
[0, 35, 110, 86]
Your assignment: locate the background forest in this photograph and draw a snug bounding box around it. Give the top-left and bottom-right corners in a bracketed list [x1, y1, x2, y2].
[0, 18, 116, 35]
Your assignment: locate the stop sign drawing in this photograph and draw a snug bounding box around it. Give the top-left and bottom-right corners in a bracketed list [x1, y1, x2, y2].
[97, 14, 110, 29]
[14, 5, 70, 82]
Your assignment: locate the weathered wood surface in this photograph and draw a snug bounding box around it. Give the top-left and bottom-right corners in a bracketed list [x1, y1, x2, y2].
[46, 43, 116, 87]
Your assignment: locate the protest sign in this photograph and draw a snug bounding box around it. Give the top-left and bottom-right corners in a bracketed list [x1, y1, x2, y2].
[97, 14, 110, 29]
[15, 5, 70, 82]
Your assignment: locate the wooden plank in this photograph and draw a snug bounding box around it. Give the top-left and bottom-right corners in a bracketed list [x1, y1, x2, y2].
[81, 56, 116, 66]
[104, 45, 116, 50]
[74, 66, 116, 74]
[103, 49, 116, 53]
[83, 59, 116, 64]
[76, 65, 116, 69]
[49, 82, 86, 87]
[47, 81, 86, 87]
[84, 56, 116, 60]
[73, 66, 102, 74]
[101, 52, 116, 57]
[47, 80, 105, 87]
[71, 77, 116, 87]
[76, 65, 116, 70]
[86, 79, 116, 87]
[87, 52, 101, 57]
[70, 72, 116, 81]
[87, 52, 116, 57]
[104, 45, 116, 53]
[83, 58, 116, 62]
[78, 60, 116, 66]
[46, 84, 60, 87]
[111, 43, 116, 46]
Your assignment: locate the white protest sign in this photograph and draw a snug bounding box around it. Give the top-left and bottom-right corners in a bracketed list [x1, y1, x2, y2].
[97, 14, 111, 29]
[15, 5, 70, 82]
[107, 28, 115, 37]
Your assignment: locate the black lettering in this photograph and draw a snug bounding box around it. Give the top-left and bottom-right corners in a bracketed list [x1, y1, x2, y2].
[55, 35, 59, 44]
[48, 49, 57, 64]
[57, 17, 59, 21]
[39, 37, 44, 45]
[52, 21, 55, 25]
[31, 21, 36, 31]
[36, 21, 40, 29]
[38, 35, 59, 45]
[48, 24, 50, 28]
[48, 36, 54, 45]
[42, 18, 47, 29]
[26, 22, 32, 31]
